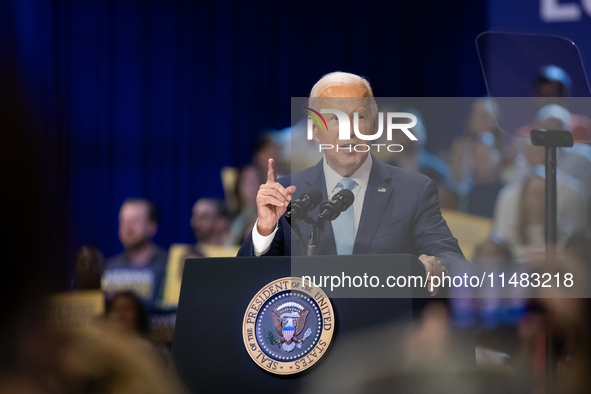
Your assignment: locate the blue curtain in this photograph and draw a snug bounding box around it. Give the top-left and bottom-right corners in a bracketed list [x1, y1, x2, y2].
[1, 0, 486, 288]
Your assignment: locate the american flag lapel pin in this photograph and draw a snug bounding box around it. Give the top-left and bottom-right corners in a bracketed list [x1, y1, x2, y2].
[378, 188, 386, 192]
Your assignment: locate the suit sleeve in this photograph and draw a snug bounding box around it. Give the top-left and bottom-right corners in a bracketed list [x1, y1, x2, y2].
[237, 216, 287, 256]
[237, 176, 294, 257]
[412, 179, 470, 273]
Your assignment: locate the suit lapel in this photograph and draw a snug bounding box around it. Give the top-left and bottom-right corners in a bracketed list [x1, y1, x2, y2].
[353, 157, 395, 254]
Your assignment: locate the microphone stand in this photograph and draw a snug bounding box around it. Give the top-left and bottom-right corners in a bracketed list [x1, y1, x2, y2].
[285, 204, 303, 247]
[304, 216, 324, 256]
[304, 190, 354, 256]
[530, 129, 573, 392]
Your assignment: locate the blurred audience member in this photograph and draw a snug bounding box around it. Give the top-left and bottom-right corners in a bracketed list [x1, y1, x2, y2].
[447, 99, 506, 218]
[104, 291, 174, 366]
[438, 186, 460, 211]
[525, 233, 591, 394]
[105, 291, 149, 337]
[73, 245, 104, 290]
[494, 173, 586, 264]
[190, 198, 229, 250]
[515, 65, 591, 143]
[465, 137, 504, 218]
[559, 143, 591, 201]
[511, 104, 583, 186]
[285, 118, 323, 172]
[495, 107, 588, 255]
[448, 98, 504, 187]
[496, 176, 566, 264]
[227, 165, 259, 246]
[472, 238, 513, 267]
[375, 104, 451, 186]
[163, 198, 231, 295]
[102, 198, 168, 310]
[223, 132, 285, 215]
[453, 238, 522, 330]
[252, 132, 284, 181]
[511, 176, 547, 264]
[563, 232, 591, 278]
[299, 302, 521, 394]
[58, 322, 186, 394]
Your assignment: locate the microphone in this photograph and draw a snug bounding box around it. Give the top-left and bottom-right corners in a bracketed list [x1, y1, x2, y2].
[319, 189, 355, 221]
[288, 189, 323, 221]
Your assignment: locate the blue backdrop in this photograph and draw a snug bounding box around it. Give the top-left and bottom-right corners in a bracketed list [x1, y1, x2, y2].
[488, 0, 591, 78]
[1, 0, 487, 288]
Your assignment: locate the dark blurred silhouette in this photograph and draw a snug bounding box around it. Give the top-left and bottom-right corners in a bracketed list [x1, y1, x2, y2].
[299, 302, 523, 394]
[252, 132, 284, 181]
[227, 165, 259, 246]
[0, 45, 58, 391]
[448, 98, 504, 187]
[105, 291, 150, 336]
[472, 238, 513, 267]
[73, 245, 104, 290]
[507, 176, 549, 265]
[465, 136, 504, 218]
[0, 54, 185, 394]
[438, 186, 461, 211]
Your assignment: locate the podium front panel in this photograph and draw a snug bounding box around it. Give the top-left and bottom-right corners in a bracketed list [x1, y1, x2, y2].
[171, 255, 417, 393]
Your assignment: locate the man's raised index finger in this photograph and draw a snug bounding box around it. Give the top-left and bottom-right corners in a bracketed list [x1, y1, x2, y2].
[267, 158, 277, 183]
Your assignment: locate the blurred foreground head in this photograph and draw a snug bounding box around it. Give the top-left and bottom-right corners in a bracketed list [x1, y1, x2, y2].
[299, 303, 523, 394]
[58, 322, 186, 394]
[0, 53, 55, 378]
[105, 291, 150, 336]
[0, 56, 186, 394]
[74, 246, 104, 290]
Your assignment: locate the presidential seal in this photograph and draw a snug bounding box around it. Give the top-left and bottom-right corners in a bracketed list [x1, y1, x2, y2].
[242, 277, 335, 375]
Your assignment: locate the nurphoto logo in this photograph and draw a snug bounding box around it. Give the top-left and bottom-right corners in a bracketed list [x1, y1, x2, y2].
[304, 108, 418, 152]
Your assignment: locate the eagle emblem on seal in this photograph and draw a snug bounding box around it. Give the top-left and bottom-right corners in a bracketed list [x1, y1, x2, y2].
[270, 301, 312, 352]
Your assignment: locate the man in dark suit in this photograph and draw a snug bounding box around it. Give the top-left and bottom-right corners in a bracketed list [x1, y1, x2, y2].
[238, 72, 468, 295]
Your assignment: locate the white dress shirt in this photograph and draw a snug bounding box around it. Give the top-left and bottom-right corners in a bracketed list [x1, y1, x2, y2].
[252, 154, 373, 256]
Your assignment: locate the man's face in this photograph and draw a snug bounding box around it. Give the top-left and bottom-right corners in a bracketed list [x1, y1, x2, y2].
[118, 202, 156, 250]
[191, 201, 219, 243]
[311, 84, 374, 175]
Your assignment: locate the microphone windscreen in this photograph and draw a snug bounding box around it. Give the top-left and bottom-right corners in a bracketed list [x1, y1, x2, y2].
[306, 189, 323, 208]
[336, 189, 354, 209]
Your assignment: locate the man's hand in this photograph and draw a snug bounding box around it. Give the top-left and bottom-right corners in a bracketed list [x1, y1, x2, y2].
[418, 254, 447, 297]
[256, 159, 295, 236]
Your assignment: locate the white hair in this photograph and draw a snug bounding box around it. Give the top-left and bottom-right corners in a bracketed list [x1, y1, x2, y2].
[309, 71, 374, 98]
[308, 72, 377, 117]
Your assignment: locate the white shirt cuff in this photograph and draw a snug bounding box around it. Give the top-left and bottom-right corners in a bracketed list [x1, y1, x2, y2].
[251, 219, 279, 256]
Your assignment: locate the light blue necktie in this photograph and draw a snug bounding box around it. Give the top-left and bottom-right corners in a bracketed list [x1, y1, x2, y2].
[333, 177, 357, 255]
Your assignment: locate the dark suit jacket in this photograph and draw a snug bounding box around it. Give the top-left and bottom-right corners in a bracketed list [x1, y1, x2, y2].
[238, 156, 469, 272]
